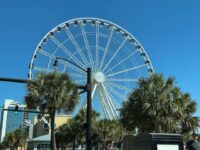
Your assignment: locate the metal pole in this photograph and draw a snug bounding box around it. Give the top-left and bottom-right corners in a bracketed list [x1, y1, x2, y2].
[2, 109, 49, 114]
[0, 77, 28, 83]
[87, 68, 92, 150]
[55, 59, 93, 149]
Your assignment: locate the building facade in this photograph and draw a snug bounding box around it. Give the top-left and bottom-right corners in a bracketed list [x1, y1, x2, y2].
[33, 114, 72, 138]
[0, 99, 28, 142]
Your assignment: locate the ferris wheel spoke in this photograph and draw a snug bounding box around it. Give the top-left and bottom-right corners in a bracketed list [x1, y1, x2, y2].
[96, 21, 100, 70]
[104, 83, 124, 109]
[104, 82, 124, 100]
[38, 49, 56, 70]
[80, 24, 96, 70]
[38, 49, 85, 75]
[105, 50, 138, 74]
[106, 64, 146, 78]
[100, 83, 119, 118]
[64, 28, 90, 67]
[101, 83, 118, 118]
[99, 28, 114, 71]
[57, 59, 86, 75]
[67, 72, 86, 78]
[98, 87, 115, 119]
[104, 86, 122, 112]
[102, 38, 127, 72]
[97, 88, 111, 119]
[106, 81, 131, 91]
[39, 49, 56, 59]
[74, 79, 86, 84]
[107, 78, 138, 82]
[50, 36, 85, 68]
[33, 66, 54, 73]
[63, 65, 86, 75]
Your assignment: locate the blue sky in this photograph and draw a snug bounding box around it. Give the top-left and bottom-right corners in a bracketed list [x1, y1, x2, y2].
[0, 0, 200, 115]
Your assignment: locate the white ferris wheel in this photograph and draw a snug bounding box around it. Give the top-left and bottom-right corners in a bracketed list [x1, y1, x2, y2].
[28, 17, 154, 119]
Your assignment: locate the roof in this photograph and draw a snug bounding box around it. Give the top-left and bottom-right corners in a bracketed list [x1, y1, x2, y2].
[31, 134, 50, 142]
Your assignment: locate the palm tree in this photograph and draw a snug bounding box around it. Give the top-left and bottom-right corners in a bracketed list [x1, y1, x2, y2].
[120, 74, 199, 134]
[56, 110, 125, 150]
[94, 119, 125, 149]
[1, 128, 26, 150]
[56, 108, 99, 149]
[73, 108, 99, 148]
[25, 72, 79, 150]
[56, 120, 75, 149]
[13, 128, 26, 150]
[173, 90, 199, 134]
[2, 133, 15, 150]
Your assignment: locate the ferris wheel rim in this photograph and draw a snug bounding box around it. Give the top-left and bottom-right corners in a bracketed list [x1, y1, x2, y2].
[28, 17, 154, 119]
[29, 17, 154, 79]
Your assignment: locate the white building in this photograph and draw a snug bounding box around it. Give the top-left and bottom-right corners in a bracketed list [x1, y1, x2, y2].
[0, 99, 26, 142]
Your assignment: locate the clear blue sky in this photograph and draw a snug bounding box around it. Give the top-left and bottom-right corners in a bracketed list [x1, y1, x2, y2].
[0, 0, 200, 115]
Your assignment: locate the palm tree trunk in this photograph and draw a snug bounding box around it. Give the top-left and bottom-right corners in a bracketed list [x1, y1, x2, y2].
[72, 138, 76, 150]
[50, 109, 56, 150]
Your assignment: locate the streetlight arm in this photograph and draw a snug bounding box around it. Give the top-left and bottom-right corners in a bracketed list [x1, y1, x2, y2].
[1, 108, 49, 114]
[53, 57, 92, 150]
[0, 77, 29, 83]
[55, 57, 87, 72]
[76, 85, 87, 90]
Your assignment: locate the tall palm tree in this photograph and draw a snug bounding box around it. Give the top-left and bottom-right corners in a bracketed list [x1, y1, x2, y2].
[173, 90, 199, 134]
[2, 133, 15, 150]
[13, 128, 26, 150]
[25, 72, 79, 150]
[94, 119, 125, 149]
[1, 128, 26, 150]
[74, 108, 100, 146]
[56, 108, 99, 149]
[120, 74, 198, 134]
[56, 119, 75, 149]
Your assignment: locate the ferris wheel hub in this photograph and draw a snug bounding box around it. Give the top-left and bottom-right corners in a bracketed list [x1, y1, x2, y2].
[93, 72, 105, 83]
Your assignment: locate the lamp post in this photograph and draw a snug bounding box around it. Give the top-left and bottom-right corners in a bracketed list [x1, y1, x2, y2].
[53, 57, 92, 150]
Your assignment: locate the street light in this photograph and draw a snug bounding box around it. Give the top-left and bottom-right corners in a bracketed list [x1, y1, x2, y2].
[53, 57, 92, 150]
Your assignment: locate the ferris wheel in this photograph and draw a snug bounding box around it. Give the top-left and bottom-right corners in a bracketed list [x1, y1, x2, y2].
[28, 17, 154, 119]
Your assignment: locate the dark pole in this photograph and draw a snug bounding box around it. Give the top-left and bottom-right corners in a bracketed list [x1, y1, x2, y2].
[87, 68, 92, 150]
[0, 77, 28, 83]
[1, 108, 49, 114]
[54, 58, 93, 150]
[50, 109, 56, 150]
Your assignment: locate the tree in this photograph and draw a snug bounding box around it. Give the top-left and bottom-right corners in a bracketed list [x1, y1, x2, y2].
[56, 109, 126, 150]
[94, 119, 125, 149]
[25, 72, 79, 150]
[56, 118, 79, 150]
[13, 128, 26, 149]
[56, 108, 99, 149]
[172, 89, 199, 135]
[120, 74, 199, 134]
[2, 133, 15, 150]
[1, 128, 26, 150]
[56, 120, 74, 149]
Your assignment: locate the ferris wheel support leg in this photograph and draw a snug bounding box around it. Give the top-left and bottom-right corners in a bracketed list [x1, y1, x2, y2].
[101, 83, 119, 118]
[98, 89, 111, 119]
